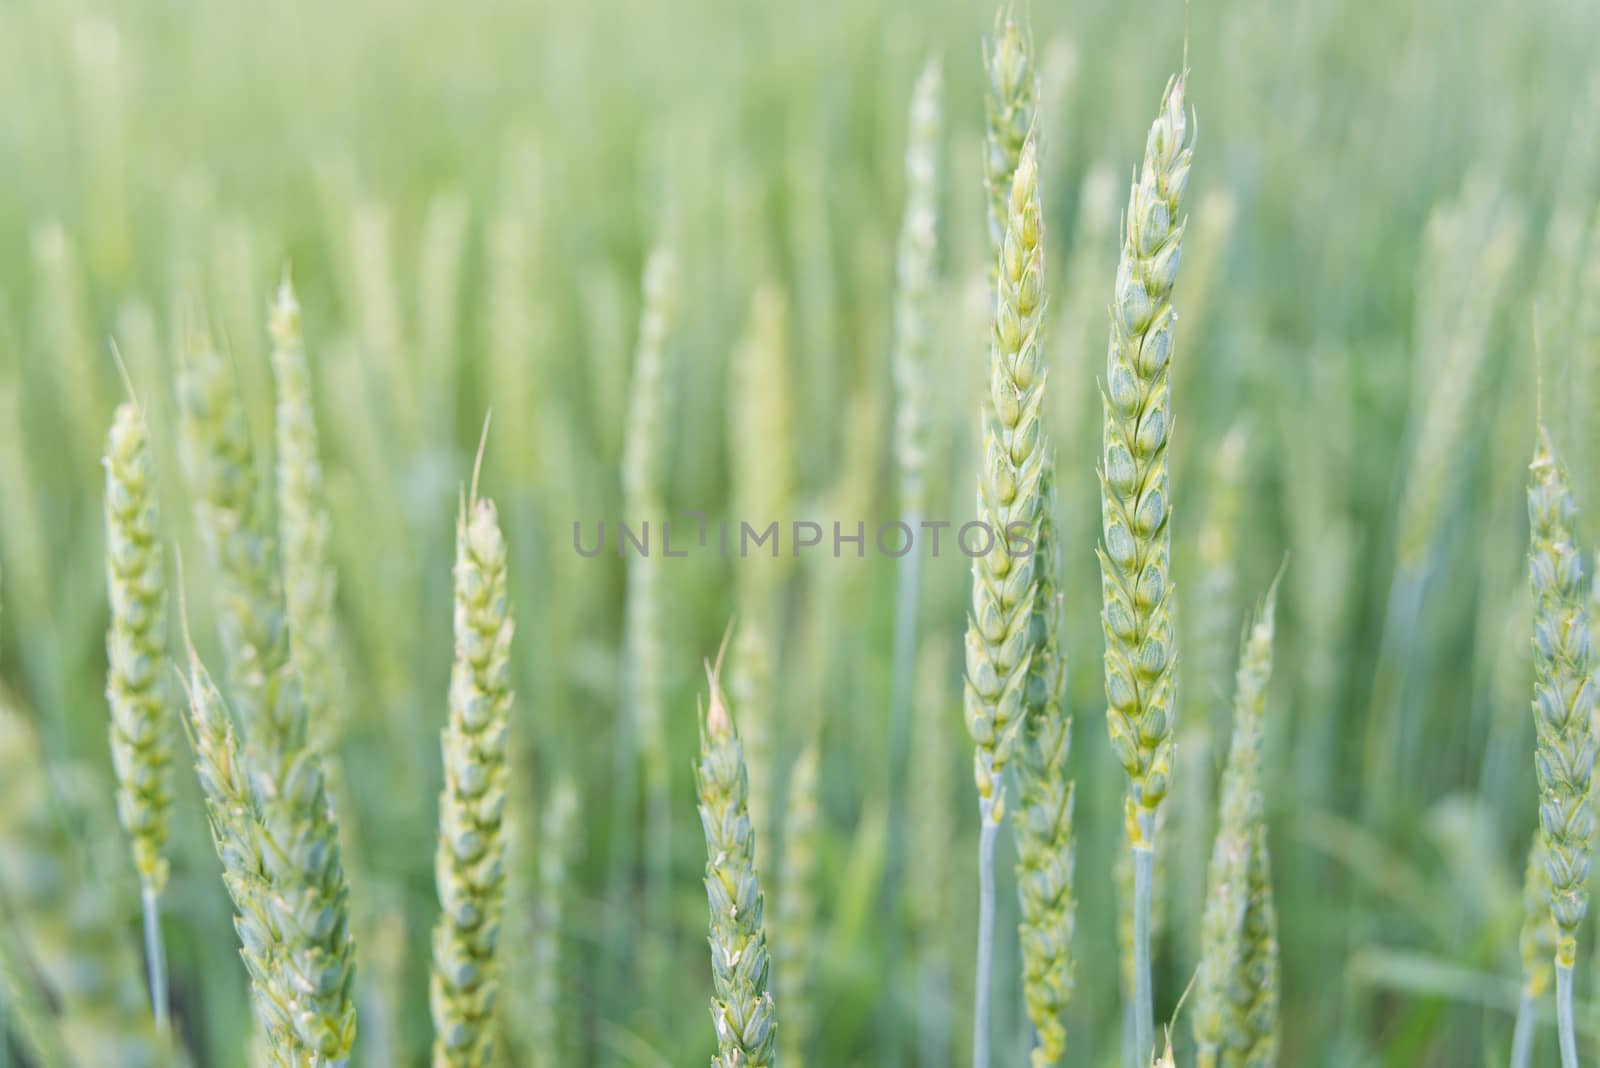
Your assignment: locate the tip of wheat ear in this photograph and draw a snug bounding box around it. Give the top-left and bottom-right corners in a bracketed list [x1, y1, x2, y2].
[703, 624, 737, 738]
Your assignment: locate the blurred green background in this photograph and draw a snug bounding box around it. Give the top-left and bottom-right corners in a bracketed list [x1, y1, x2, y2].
[2, 0, 1599, 1064]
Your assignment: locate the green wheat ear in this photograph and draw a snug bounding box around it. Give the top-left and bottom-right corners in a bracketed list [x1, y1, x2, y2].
[104, 401, 174, 892]
[1099, 70, 1192, 838]
[431, 487, 515, 1068]
[965, 134, 1048, 824]
[1195, 577, 1279, 1068]
[1526, 426, 1596, 1068]
[270, 272, 344, 754]
[698, 641, 778, 1068]
[1230, 826, 1280, 1066]
[1527, 427, 1597, 969]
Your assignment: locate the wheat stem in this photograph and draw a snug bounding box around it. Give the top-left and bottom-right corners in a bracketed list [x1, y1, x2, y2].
[973, 804, 999, 1068]
[1557, 963, 1579, 1068]
[140, 882, 169, 1035]
[1510, 990, 1536, 1068]
[1132, 824, 1156, 1066]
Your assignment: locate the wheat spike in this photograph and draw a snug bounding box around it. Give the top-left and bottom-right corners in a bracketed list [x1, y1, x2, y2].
[698, 647, 778, 1068]
[431, 491, 515, 1068]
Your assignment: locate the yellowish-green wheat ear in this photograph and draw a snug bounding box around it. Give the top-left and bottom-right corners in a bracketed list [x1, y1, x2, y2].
[1099, 68, 1192, 1068]
[698, 641, 778, 1068]
[103, 396, 175, 1033]
[431, 485, 515, 1068]
[1526, 426, 1596, 1068]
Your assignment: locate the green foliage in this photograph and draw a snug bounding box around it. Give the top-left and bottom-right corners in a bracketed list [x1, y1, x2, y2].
[1, 0, 1599, 1064]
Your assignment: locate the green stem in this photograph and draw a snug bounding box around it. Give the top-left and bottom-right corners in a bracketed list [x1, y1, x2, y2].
[1511, 988, 1536, 1068]
[140, 882, 169, 1036]
[973, 805, 998, 1068]
[1558, 963, 1579, 1068]
[883, 512, 924, 1064]
[1132, 812, 1156, 1068]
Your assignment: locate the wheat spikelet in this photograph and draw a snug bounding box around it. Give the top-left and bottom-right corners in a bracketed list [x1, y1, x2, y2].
[698, 648, 778, 1068]
[1195, 578, 1279, 1068]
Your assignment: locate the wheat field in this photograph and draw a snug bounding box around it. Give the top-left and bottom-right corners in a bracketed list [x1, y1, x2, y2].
[1, 0, 1599, 1065]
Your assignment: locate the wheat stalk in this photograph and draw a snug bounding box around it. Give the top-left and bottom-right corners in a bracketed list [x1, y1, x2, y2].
[1194, 578, 1279, 1068]
[965, 132, 1048, 1068]
[884, 57, 943, 1062]
[1526, 426, 1596, 1068]
[909, 637, 957, 1068]
[698, 643, 778, 1068]
[431, 488, 515, 1068]
[103, 397, 175, 1032]
[1099, 71, 1192, 1066]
